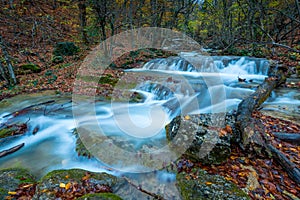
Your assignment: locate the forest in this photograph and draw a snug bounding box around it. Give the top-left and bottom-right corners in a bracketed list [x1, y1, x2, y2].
[0, 0, 299, 200]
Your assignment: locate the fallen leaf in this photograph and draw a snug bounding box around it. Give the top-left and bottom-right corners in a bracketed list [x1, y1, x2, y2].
[205, 182, 212, 185]
[184, 115, 190, 120]
[59, 183, 66, 188]
[7, 191, 17, 195]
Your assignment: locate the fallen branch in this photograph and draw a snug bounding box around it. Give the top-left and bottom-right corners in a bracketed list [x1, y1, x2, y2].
[272, 132, 300, 145]
[267, 144, 300, 184]
[123, 176, 165, 200]
[235, 63, 300, 184]
[3, 100, 55, 118]
[0, 143, 25, 158]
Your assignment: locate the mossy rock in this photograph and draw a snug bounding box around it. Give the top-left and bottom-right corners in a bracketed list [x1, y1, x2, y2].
[34, 169, 120, 200]
[0, 127, 14, 138]
[53, 42, 79, 56]
[177, 168, 250, 200]
[19, 63, 41, 73]
[0, 168, 36, 199]
[52, 55, 64, 64]
[77, 193, 123, 200]
[73, 128, 93, 158]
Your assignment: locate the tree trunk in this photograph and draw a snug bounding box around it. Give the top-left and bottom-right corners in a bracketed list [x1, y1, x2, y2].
[0, 35, 17, 85]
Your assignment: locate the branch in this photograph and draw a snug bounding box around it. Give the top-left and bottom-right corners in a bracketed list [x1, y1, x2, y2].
[272, 132, 300, 145]
[0, 143, 25, 158]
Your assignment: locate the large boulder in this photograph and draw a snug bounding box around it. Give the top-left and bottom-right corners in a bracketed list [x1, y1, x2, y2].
[166, 113, 237, 164]
[176, 168, 250, 200]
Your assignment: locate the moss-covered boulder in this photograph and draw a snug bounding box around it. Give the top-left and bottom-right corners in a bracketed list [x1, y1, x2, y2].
[77, 193, 123, 200]
[33, 169, 151, 199]
[166, 113, 237, 164]
[19, 63, 41, 74]
[53, 42, 79, 56]
[0, 168, 36, 200]
[177, 168, 250, 200]
[33, 169, 119, 199]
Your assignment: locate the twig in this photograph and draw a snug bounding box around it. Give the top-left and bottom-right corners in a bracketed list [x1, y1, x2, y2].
[123, 176, 166, 200]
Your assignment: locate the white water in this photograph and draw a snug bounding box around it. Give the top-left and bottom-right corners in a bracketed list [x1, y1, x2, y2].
[0, 55, 296, 179]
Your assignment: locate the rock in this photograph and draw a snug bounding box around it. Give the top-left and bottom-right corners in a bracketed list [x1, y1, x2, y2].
[165, 113, 237, 164]
[33, 169, 119, 200]
[19, 63, 41, 74]
[0, 168, 36, 200]
[77, 193, 123, 200]
[52, 55, 64, 63]
[176, 168, 250, 200]
[33, 169, 151, 200]
[53, 41, 79, 56]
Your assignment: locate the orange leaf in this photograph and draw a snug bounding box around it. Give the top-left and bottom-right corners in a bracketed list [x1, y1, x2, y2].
[205, 182, 212, 186]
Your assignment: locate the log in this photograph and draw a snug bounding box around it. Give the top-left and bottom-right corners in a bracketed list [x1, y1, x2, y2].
[236, 63, 300, 184]
[0, 143, 25, 158]
[236, 63, 286, 147]
[272, 132, 300, 145]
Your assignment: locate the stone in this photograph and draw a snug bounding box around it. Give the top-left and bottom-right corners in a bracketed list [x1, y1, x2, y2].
[0, 168, 36, 200]
[176, 168, 250, 200]
[165, 113, 237, 164]
[53, 42, 79, 56]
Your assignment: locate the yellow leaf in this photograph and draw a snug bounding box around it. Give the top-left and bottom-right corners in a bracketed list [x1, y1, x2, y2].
[65, 182, 71, 190]
[21, 184, 33, 189]
[205, 182, 213, 185]
[41, 189, 48, 193]
[59, 183, 66, 188]
[7, 191, 17, 195]
[65, 175, 69, 179]
[184, 115, 190, 120]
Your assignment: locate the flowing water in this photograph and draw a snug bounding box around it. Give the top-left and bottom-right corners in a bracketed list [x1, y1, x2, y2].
[0, 54, 298, 198]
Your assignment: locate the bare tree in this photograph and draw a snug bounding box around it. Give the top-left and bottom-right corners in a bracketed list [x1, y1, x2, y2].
[0, 35, 16, 86]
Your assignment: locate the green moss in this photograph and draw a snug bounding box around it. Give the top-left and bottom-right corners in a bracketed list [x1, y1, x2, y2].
[98, 74, 118, 86]
[0, 128, 14, 138]
[72, 128, 92, 158]
[19, 63, 41, 73]
[40, 169, 118, 186]
[0, 168, 36, 199]
[77, 193, 123, 200]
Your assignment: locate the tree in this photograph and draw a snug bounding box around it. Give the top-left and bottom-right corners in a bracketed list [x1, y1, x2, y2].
[0, 35, 17, 86]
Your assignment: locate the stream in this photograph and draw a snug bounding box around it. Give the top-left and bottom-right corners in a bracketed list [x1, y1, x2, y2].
[0, 53, 299, 199]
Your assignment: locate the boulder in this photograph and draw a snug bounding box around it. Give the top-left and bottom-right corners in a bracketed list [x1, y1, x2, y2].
[53, 42, 79, 56]
[166, 113, 237, 164]
[176, 168, 250, 200]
